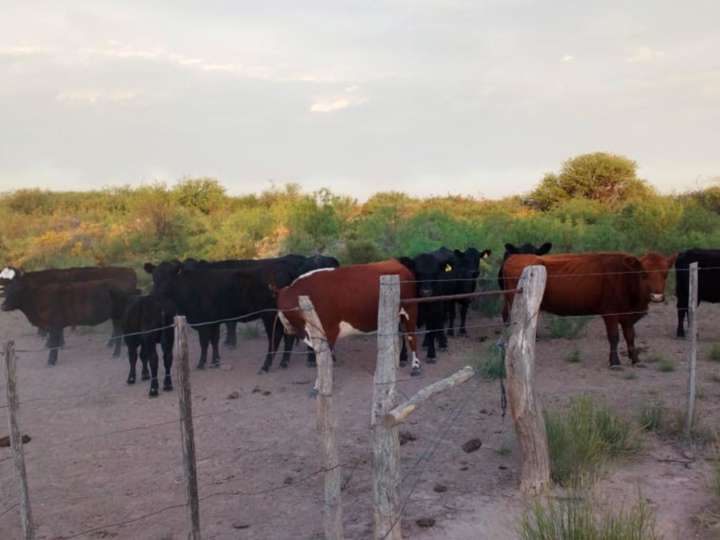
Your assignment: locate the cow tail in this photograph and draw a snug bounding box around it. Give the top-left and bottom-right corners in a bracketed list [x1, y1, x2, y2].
[271, 308, 281, 355]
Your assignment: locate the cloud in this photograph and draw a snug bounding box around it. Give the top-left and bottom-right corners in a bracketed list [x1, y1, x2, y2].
[0, 45, 48, 58]
[626, 46, 665, 63]
[56, 89, 140, 105]
[310, 93, 368, 113]
[561, 54, 575, 63]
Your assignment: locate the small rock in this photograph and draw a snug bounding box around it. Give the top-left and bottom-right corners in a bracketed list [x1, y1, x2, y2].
[498, 465, 508, 470]
[252, 386, 262, 394]
[462, 438, 482, 453]
[226, 391, 240, 400]
[399, 431, 417, 446]
[232, 522, 251, 530]
[416, 518, 436, 528]
[262, 390, 272, 396]
[459, 466, 469, 471]
[220, 364, 233, 371]
[433, 484, 448, 493]
[283, 476, 294, 485]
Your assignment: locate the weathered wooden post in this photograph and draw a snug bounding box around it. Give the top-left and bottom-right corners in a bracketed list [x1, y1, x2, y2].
[686, 262, 699, 437]
[505, 265, 550, 495]
[3, 340, 35, 540]
[372, 275, 402, 540]
[174, 316, 201, 540]
[299, 295, 344, 540]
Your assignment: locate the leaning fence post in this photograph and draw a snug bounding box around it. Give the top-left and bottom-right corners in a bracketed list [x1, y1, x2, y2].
[174, 316, 201, 540]
[372, 275, 402, 540]
[505, 265, 550, 495]
[3, 341, 35, 540]
[299, 295, 344, 540]
[686, 262, 699, 437]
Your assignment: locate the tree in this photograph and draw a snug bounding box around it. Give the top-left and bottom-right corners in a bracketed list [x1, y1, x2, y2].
[529, 152, 654, 210]
[173, 177, 227, 215]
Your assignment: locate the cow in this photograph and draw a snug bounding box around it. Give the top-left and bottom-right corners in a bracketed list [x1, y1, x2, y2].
[675, 249, 720, 338]
[501, 252, 676, 368]
[0, 265, 137, 349]
[276, 259, 423, 374]
[122, 295, 174, 397]
[498, 243, 553, 322]
[1, 278, 131, 365]
[181, 255, 339, 349]
[445, 248, 492, 337]
[144, 261, 292, 371]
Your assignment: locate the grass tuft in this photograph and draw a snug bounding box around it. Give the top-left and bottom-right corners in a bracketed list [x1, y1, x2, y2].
[475, 343, 506, 380]
[520, 491, 660, 540]
[656, 357, 675, 373]
[549, 316, 591, 340]
[623, 372, 638, 380]
[565, 349, 582, 364]
[709, 344, 720, 363]
[544, 396, 640, 485]
[638, 402, 665, 432]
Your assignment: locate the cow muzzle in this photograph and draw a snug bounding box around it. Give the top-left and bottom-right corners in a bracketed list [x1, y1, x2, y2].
[649, 293, 664, 303]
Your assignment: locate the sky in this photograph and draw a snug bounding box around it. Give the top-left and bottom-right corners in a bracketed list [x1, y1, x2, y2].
[1, 0, 719, 200]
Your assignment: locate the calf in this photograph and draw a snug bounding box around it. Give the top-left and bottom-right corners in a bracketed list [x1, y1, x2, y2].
[1, 278, 130, 365]
[122, 295, 174, 397]
[276, 259, 423, 374]
[675, 249, 720, 337]
[502, 251, 675, 368]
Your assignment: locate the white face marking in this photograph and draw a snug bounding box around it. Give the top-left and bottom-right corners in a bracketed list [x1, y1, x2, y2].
[0, 268, 16, 280]
[337, 320, 364, 339]
[411, 352, 421, 369]
[290, 267, 335, 286]
[278, 312, 295, 334]
[399, 308, 409, 320]
[650, 294, 664, 303]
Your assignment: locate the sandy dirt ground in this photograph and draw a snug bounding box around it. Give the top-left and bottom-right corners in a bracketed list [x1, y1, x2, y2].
[0, 300, 719, 540]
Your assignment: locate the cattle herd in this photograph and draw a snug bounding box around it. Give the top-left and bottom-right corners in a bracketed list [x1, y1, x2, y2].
[0, 246, 717, 396]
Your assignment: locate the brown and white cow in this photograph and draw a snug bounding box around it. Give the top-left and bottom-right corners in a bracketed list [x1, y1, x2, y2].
[276, 259, 423, 374]
[501, 252, 676, 368]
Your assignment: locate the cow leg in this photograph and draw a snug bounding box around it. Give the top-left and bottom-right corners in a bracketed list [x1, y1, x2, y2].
[197, 328, 209, 369]
[438, 327, 448, 351]
[259, 315, 280, 373]
[210, 324, 221, 367]
[279, 333, 294, 369]
[603, 316, 621, 369]
[127, 340, 139, 384]
[148, 348, 160, 398]
[459, 301, 469, 337]
[676, 307, 687, 339]
[447, 302, 456, 337]
[426, 330, 437, 362]
[59, 329, 65, 348]
[225, 321, 238, 349]
[111, 319, 123, 357]
[399, 322, 408, 366]
[161, 330, 174, 392]
[47, 328, 62, 366]
[140, 347, 150, 380]
[620, 320, 640, 365]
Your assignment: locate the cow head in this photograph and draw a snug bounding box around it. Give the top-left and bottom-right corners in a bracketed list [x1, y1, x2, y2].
[452, 248, 491, 292]
[636, 252, 677, 303]
[400, 253, 450, 297]
[503, 242, 552, 259]
[1, 275, 26, 312]
[0, 266, 22, 296]
[144, 260, 182, 297]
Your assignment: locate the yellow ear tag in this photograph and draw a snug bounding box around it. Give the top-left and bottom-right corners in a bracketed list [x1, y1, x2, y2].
[445, 264, 452, 272]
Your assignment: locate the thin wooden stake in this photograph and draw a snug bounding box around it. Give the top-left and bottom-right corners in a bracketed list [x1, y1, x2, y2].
[686, 262, 698, 437]
[505, 265, 550, 495]
[372, 275, 402, 540]
[174, 316, 201, 540]
[299, 295, 344, 540]
[3, 340, 35, 540]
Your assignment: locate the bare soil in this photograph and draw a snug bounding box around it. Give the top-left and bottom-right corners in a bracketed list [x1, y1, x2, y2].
[1, 300, 719, 540]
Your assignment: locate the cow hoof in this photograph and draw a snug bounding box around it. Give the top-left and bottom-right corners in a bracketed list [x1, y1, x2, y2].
[196, 363, 206, 370]
[308, 388, 319, 398]
[426, 356, 437, 364]
[210, 362, 221, 369]
[439, 346, 448, 352]
[163, 384, 173, 392]
[127, 377, 135, 385]
[149, 389, 159, 398]
[257, 367, 269, 375]
[459, 330, 467, 337]
[411, 366, 422, 376]
[609, 364, 623, 371]
[307, 362, 317, 368]
[141, 373, 150, 381]
[399, 360, 408, 367]
[447, 329, 455, 337]
[280, 363, 289, 369]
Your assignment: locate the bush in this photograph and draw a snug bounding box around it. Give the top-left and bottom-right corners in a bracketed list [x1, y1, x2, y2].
[475, 343, 506, 380]
[656, 358, 675, 373]
[566, 350, 582, 364]
[709, 344, 720, 362]
[544, 396, 639, 485]
[520, 491, 659, 540]
[549, 316, 591, 340]
[638, 402, 665, 432]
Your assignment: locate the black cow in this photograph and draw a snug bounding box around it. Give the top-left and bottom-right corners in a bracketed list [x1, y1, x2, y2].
[181, 255, 339, 348]
[675, 249, 720, 338]
[144, 262, 292, 372]
[1, 278, 131, 365]
[445, 248, 491, 337]
[122, 295, 175, 397]
[498, 242, 552, 322]
[399, 250, 455, 361]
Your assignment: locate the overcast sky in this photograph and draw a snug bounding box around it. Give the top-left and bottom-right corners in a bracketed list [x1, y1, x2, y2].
[1, 1, 719, 200]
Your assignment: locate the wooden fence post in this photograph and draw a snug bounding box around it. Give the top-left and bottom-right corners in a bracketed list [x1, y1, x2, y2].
[174, 316, 201, 540]
[299, 295, 344, 540]
[3, 341, 34, 540]
[372, 275, 402, 540]
[686, 262, 699, 437]
[505, 265, 550, 495]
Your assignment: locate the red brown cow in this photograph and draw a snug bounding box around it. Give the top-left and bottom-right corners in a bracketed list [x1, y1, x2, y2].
[276, 259, 423, 374]
[501, 252, 676, 368]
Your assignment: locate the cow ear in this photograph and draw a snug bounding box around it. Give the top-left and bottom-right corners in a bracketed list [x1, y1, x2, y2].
[505, 243, 517, 254]
[537, 243, 552, 255]
[453, 249, 464, 258]
[143, 263, 156, 274]
[397, 257, 415, 271]
[667, 253, 678, 268]
[481, 250, 491, 259]
[444, 263, 453, 273]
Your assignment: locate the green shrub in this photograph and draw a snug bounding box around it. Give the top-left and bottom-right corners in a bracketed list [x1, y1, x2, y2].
[520, 491, 659, 540]
[709, 344, 720, 362]
[475, 344, 506, 380]
[544, 396, 639, 485]
[656, 358, 675, 373]
[566, 350, 582, 364]
[549, 316, 591, 340]
[638, 402, 665, 432]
